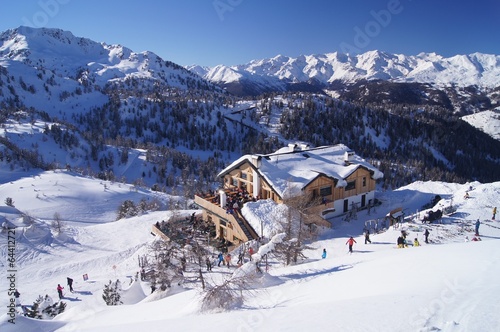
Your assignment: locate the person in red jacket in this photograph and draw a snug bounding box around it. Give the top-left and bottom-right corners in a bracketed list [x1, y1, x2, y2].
[57, 284, 64, 299]
[346, 237, 357, 253]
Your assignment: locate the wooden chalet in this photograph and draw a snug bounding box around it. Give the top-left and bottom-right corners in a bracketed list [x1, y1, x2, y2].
[195, 143, 383, 246]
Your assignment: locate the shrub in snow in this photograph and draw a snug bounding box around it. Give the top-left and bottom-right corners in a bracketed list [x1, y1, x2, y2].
[5, 197, 14, 207]
[102, 279, 123, 305]
[24, 295, 66, 319]
[116, 200, 138, 220]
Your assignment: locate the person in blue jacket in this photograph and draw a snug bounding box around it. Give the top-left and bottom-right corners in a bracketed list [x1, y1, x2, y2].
[322, 248, 327, 259]
[217, 252, 224, 267]
[475, 219, 480, 236]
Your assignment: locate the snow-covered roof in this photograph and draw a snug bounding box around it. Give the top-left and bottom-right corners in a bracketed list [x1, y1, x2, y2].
[219, 143, 383, 198]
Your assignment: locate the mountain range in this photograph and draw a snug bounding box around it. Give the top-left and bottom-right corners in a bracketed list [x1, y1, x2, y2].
[191, 51, 500, 87]
[188, 51, 500, 102]
[2, 26, 499, 113]
[0, 26, 499, 191]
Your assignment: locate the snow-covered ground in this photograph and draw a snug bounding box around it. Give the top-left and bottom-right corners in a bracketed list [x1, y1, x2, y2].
[1, 170, 499, 332]
[461, 109, 500, 141]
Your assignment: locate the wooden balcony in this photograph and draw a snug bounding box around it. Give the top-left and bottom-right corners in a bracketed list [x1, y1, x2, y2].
[194, 195, 258, 243]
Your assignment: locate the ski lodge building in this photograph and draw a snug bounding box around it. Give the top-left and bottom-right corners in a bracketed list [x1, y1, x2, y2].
[194, 143, 383, 246]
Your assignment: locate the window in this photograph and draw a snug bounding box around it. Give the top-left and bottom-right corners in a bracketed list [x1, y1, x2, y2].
[345, 180, 356, 191]
[362, 177, 367, 187]
[241, 172, 247, 180]
[320, 186, 332, 196]
[232, 178, 238, 187]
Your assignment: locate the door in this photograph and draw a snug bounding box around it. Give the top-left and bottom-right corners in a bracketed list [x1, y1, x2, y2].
[343, 199, 348, 213]
[361, 194, 366, 208]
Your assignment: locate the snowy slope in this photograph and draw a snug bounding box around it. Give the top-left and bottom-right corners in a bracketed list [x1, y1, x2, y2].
[1, 169, 499, 332]
[461, 109, 500, 141]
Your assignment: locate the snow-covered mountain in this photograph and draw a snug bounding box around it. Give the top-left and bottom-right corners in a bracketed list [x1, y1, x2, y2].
[0, 26, 215, 114]
[189, 51, 500, 101]
[193, 50, 500, 88]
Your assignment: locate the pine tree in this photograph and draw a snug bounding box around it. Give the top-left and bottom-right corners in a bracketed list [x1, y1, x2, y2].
[24, 295, 44, 319]
[24, 295, 66, 319]
[102, 280, 123, 305]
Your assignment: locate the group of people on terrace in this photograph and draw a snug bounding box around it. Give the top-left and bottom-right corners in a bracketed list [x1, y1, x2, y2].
[223, 186, 257, 215]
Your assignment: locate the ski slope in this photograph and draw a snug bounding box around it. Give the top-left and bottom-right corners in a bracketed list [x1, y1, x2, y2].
[0, 171, 499, 332]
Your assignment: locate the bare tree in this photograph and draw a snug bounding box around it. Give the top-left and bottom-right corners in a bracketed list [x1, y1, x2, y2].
[51, 212, 65, 234]
[201, 276, 253, 312]
[146, 239, 184, 291]
[186, 239, 211, 290]
[274, 184, 321, 265]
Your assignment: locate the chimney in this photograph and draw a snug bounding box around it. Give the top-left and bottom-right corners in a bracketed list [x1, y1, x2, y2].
[344, 150, 355, 165]
[251, 155, 261, 168]
[219, 189, 227, 208]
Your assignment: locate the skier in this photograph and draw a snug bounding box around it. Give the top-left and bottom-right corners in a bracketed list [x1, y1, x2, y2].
[413, 238, 420, 247]
[67, 277, 74, 292]
[364, 230, 372, 244]
[346, 237, 356, 253]
[205, 257, 212, 271]
[248, 247, 254, 261]
[57, 284, 64, 299]
[322, 248, 327, 259]
[397, 236, 405, 248]
[14, 289, 21, 306]
[225, 253, 231, 268]
[424, 229, 430, 244]
[237, 252, 244, 265]
[475, 219, 480, 236]
[493, 207, 497, 220]
[217, 252, 224, 267]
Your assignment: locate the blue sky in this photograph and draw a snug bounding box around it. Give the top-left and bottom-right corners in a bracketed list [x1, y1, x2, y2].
[1, 0, 499, 67]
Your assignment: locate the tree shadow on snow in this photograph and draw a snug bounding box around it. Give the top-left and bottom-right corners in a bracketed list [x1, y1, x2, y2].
[63, 296, 82, 302]
[73, 290, 93, 296]
[281, 264, 352, 280]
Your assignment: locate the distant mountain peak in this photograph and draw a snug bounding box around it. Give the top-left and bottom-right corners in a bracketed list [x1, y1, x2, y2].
[194, 50, 500, 93]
